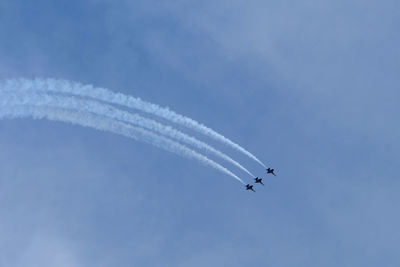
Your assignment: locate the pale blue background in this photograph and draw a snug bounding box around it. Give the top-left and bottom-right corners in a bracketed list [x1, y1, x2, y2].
[0, 1, 399, 266]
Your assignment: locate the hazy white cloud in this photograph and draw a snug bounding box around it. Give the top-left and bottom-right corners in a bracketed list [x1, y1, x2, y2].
[0, 227, 83, 267]
[156, 0, 400, 144]
[15, 236, 82, 267]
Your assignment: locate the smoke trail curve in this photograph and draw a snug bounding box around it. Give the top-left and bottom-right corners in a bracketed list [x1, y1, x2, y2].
[0, 104, 245, 184]
[0, 78, 266, 168]
[0, 91, 255, 178]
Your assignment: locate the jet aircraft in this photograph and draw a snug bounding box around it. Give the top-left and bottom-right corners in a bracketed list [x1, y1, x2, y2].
[254, 177, 264, 185]
[266, 168, 276, 176]
[245, 184, 255, 192]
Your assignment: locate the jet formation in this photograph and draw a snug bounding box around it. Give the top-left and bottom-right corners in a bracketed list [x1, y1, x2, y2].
[245, 167, 277, 192]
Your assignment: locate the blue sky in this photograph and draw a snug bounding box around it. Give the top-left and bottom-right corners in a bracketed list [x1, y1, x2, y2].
[0, 0, 399, 266]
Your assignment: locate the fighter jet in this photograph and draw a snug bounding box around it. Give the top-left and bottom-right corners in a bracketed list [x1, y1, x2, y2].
[266, 168, 276, 176]
[245, 184, 255, 192]
[254, 177, 264, 185]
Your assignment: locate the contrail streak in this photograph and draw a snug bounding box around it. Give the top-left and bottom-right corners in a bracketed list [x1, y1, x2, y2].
[0, 78, 266, 168]
[0, 104, 245, 184]
[0, 91, 255, 178]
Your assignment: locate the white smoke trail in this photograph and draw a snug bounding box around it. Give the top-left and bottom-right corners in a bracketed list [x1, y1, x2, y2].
[0, 91, 255, 178]
[0, 104, 245, 184]
[0, 78, 266, 168]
